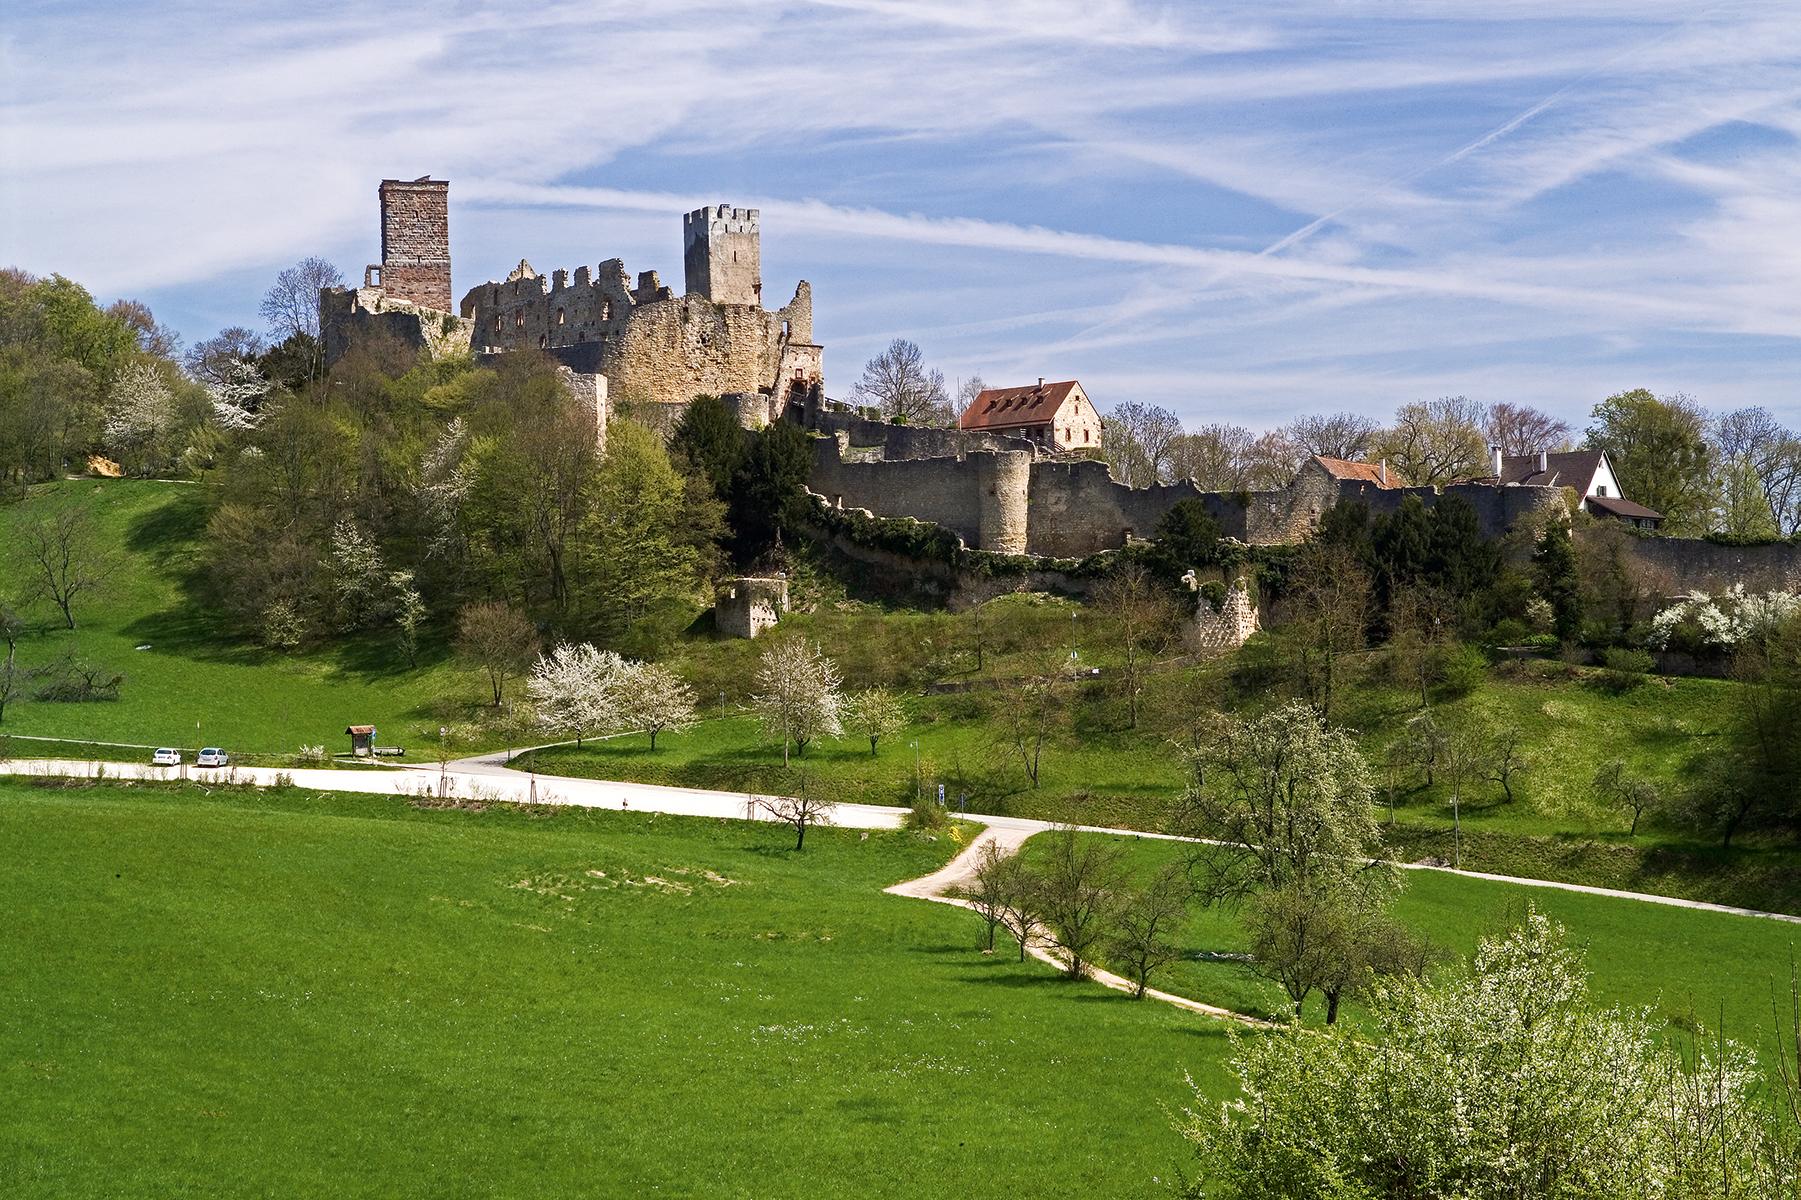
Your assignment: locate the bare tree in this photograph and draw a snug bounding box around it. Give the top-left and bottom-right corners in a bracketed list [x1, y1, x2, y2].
[1093, 561, 1181, 729]
[261, 256, 343, 382]
[1284, 541, 1371, 723]
[1103, 401, 1184, 486]
[999, 878, 1046, 964]
[1028, 826, 1124, 979]
[0, 604, 23, 723]
[1372, 396, 1488, 486]
[1712, 407, 1801, 535]
[852, 338, 951, 425]
[1107, 863, 1190, 998]
[994, 659, 1069, 788]
[185, 326, 267, 386]
[954, 374, 987, 421]
[1248, 881, 1426, 1023]
[1386, 585, 1456, 709]
[1168, 423, 1256, 489]
[1283, 412, 1379, 461]
[965, 839, 1020, 952]
[1243, 428, 1304, 490]
[456, 601, 539, 706]
[22, 507, 116, 629]
[757, 775, 836, 850]
[1485, 402, 1572, 457]
[753, 638, 844, 766]
[1593, 759, 1659, 837]
[1484, 724, 1530, 803]
[106, 299, 181, 360]
[261, 256, 343, 345]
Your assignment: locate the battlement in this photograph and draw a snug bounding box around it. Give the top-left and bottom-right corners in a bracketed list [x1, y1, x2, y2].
[684, 205, 760, 242]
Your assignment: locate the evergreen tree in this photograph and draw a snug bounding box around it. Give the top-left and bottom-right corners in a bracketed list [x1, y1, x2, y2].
[1532, 518, 1582, 641]
[669, 394, 746, 500]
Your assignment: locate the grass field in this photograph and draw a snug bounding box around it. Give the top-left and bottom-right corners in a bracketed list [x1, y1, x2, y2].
[1023, 834, 1801, 1053]
[0, 779, 1233, 1198]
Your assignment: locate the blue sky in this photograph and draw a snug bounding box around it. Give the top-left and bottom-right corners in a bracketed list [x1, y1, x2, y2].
[6, 1, 1801, 430]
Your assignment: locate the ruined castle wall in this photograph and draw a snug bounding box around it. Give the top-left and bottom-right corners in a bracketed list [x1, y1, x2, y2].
[1350, 481, 1565, 539]
[1024, 459, 1244, 556]
[684, 205, 761, 305]
[320, 287, 475, 367]
[797, 404, 1041, 459]
[810, 438, 994, 548]
[1604, 535, 1801, 595]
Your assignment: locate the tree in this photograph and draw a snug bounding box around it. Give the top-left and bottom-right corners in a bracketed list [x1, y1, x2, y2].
[728, 420, 812, 562]
[851, 338, 950, 425]
[206, 357, 268, 433]
[1484, 723, 1529, 803]
[965, 838, 1022, 953]
[1533, 517, 1582, 642]
[526, 642, 623, 746]
[1175, 702, 1386, 905]
[0, 604, 23, 723]
[1152, 499, 1223, 570]
[1282, 411, 1378, 461]
[1183, 910, 1781, 1197]
[456, 601, 538, 706]
[102, 361, 178, 473]
[1712, 406, 1801, 535]
[994, 660, 1069, 788]
[184, 327, 266, 387]
[1385, 585, 1457, 709]
[621, 661, 697, 750]
[954, 374, 987, 421]
[21, 506, 115, 629]
[1168, 423, 1258, 489]
[1593, 759, 1659, 837]
[668, 394, 746, 500]
[1282, 540, 1371, 723]
[390, 572, 426, 668]
[1103, 401, 1185, 486]
[841, 688, 907, 756]
[587, 419, 705, 651]
[1587, 388, 1714, 534]
[1107, 863, 1189, 998]
[1093, 561, 1181, 728]
[757, 776, 836, 850]
[1027, 826, 1123, 980]
[260, 257, 342, 382]
[1716, 454, 1780, 540]
[753, 638, 844, 766]
[1371, 395, 1487, 486]
[1485, 401, 1571, 457]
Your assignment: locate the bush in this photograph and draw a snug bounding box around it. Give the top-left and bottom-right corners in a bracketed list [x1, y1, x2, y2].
[1198, 580, 1227, 612]
[1432, 644, 1488, 699]
[1488, 618, 1531, 647]
[1592, 646, 1654, 694]
[905, 795, 949, 830]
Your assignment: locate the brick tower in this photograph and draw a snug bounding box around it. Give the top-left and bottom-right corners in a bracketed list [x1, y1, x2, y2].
[682, 204, 761, 305]
[376, 177, 452, 311]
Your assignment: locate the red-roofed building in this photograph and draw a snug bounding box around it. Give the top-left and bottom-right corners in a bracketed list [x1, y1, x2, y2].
[959, 379, 1102, 451]
[1311, 455, 1406, 488]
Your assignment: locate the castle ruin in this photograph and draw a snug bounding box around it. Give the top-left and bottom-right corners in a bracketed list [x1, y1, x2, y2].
[321, 182, 823, 431]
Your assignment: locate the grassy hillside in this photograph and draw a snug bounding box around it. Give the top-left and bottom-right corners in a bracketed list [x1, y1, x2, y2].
[0, 480, 477, 755]
[0, 779, 1232, 1198]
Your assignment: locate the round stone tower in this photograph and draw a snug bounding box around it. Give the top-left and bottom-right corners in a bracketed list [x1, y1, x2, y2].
[974, 451, 1031, 554]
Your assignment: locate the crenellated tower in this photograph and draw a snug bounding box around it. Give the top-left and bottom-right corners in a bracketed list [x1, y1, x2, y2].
[683, 204, 761, 305]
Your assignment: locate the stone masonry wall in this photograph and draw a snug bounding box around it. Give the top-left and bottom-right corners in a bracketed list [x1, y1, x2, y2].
[1606, 534, 1801, 595]
[684, 205, 761, 305]
[376, 179, 452, 312]
[319, 286, 476, 367]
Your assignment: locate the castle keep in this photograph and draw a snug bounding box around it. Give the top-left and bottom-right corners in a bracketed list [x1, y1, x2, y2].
[321, 183, 822, 429]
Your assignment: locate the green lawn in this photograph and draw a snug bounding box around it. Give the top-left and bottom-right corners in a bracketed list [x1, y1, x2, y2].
[0, 780, 1231, 1198]
[0, 480, 481, 756]
[1040, 835, 1801, 1057]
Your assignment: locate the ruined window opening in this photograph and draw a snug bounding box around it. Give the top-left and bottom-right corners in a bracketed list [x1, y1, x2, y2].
[601, 300, 612, 320]
[492, 287, 499, 304]
[538, 334, 547, 349]
[493, 314, 502, 332]
[515, 312, 525, 328]
[1083, 428, 1091, 444]
[557, 308, 566, 326]
[780, 319, 790, 338]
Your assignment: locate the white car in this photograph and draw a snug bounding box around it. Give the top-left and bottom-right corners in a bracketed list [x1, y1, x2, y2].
[196, 748, 229, 768]
[151, 748, 181, 766]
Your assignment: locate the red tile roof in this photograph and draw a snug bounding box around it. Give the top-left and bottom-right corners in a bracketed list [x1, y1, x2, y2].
[1313, 455, 1406, 487]
[960, 380, 1084, 431]
[1585, 493, 1663, 520]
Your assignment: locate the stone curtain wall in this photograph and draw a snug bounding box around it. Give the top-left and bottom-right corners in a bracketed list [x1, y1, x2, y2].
[377, 179, 452, 312]
[319, 286, 476, 367]
[799, 402, 1039, 459]
[1608, 534, 1801, 595]
[1187, 580, 1261, 654]
[810, 437, 1030, 552]
[1024, 460, 1245, 556]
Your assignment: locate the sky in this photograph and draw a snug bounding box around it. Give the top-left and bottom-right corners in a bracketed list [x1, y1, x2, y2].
[5, 1, 1801, 431]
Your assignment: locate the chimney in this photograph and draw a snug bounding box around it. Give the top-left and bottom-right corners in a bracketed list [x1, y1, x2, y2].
[1037, 377, 1045, 391]
[1491, 444, 1503, 480]
[1379, 458, 1388, 487]
[1537, 449, 1549, 474]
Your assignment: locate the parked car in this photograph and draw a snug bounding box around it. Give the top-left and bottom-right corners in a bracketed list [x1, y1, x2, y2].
[196, 748, 229, 768]
[151, 748, 181, 766]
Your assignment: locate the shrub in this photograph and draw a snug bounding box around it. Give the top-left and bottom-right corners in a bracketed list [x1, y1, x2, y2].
[905, 795, 948, 830]
[1488, 617, 1530, 647]
[1198, 580, 1227, 612]
[1432, 644, 1488, 699]
[1592, 646, 1654, 694]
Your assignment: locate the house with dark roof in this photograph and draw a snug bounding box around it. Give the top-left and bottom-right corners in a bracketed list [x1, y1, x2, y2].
[1480, 448, 1662, 530]
[958, 379, 1102, 451]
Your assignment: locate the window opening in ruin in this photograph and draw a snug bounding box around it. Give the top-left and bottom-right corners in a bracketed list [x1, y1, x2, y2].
[780, 319, 790, 338]
[539, 334, 547, 349]
[601, 300, 612, 320]
[557, 308, 566, 326]
[515, 312, 525, 328]
[493, 314, 502, 331]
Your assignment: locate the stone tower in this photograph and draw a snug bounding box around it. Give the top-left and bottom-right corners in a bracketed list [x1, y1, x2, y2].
[376, 177, 452, 311]
[683, 204, 761, 305]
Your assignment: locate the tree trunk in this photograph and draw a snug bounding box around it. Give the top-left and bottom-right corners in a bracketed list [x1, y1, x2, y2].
[868, 736, 877, 757]
[1326, 990, 1341, 1025]
[794, 819, 805, 851]
[650, 728, 659, 751]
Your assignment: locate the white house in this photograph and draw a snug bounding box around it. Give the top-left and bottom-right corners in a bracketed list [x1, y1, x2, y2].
[1486, 448, 1662, 530]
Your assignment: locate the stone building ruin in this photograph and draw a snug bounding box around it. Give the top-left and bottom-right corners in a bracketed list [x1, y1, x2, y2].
[320, 181, 823, 432]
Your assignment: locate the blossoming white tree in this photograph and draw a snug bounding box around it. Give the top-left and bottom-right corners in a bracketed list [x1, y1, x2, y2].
[618, 661, 697, 750]
[207, 357, 268, 431]
[526, 642, 627, 747]
[1648, 585, 1801, 651]
[753, 638, 844, 767]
